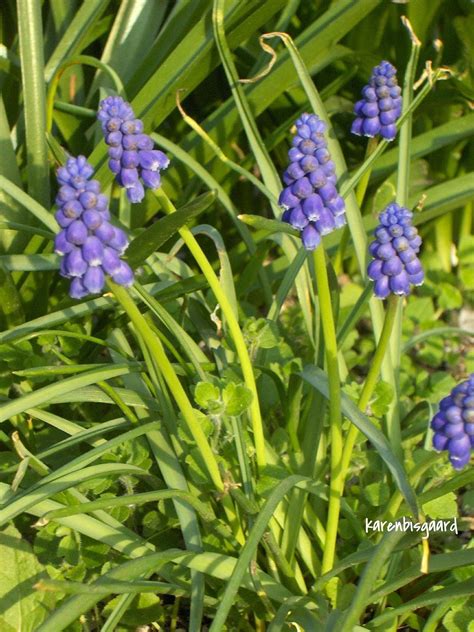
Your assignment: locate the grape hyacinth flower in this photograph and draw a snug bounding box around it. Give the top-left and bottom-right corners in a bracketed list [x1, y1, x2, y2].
[367, 202, 424, 299]
[431, 375, 474, 469]
[54, 155, 134, 299]
[351, 61, 402, 141]
[97, 95, 170, 203]
[279, 113, 346, 251]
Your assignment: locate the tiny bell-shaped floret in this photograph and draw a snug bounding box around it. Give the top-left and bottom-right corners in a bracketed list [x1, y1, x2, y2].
[279, 113, 346, 251]
[431, 374, 474, 469]
[367, 202, 424, 298]
[98, 96, 170, 203]
[352, 61, 402, 141]
[54, 155, 134, 299]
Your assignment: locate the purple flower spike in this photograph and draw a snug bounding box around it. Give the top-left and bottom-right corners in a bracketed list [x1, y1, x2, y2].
[368, 202, 424, 298]
[54, 155, 134, 299]
[98, 96, 169, 203]
[278, 113, 345, 251]
[352, 61, 402, 141]
[431, 375, 474, 470]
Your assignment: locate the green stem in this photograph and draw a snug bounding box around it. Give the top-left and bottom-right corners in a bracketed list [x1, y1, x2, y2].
[340, 295, 400, 480]
[110, 282, 239, 527]
[154, 187, 266, 471]
[389, 18, 421, 456]
[313, 246, 342, 575]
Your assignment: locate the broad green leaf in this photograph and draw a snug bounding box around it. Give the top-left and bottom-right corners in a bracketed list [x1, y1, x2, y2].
[422, 493, 458, 520]
[364, 482, 390, 507]
[194, 382, 221, 411]
[222, 383, 253, 417]
[370, 381, 394, 418]
[0, 525, 56, 632]
[369, 578, 474, 627]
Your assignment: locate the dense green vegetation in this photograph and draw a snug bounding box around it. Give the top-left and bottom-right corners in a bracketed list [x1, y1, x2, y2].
[0, 0, 473, 630]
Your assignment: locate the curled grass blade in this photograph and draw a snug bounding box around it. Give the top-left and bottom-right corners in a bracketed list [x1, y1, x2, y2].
[44, 0, 111, 81]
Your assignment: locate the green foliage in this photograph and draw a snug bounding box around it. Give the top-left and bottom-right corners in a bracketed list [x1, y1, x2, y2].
[0, 525, 56, 631]
[0, 0, 472, 630]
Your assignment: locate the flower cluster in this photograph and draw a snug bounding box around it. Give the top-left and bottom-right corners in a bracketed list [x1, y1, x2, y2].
[367, 202, 424, 298]
[97, 96, 169, 203]
[351, 60, 402, 141]
[54, 156, 134, 299]
[279, 113, 346, 250]
[431, 375, 474, 470]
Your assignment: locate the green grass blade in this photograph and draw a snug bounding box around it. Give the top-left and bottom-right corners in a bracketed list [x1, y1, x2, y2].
[336, 529, 407, 631]
[371, 112, 474, 181]
[209, 474, 308, 630]
[0, 463, 152, 525]
[88, 0, 165, 95]
[238, 214, 298, 238]
[0, 364, 137, 423]
[0, 176, 58, 232]
[370, 548, 474, 604]
[368, 578, 474, 628]
[44, 0, 111, 81]
[0, 481, 154, 558]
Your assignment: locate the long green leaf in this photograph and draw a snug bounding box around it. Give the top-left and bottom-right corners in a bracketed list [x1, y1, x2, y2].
[371, 112, 474, 181]
[0, 176, 57, 232]
[368, 578, 474, 627]
[0, 482, 153, 559]
[336, 529, 407, 631]
[209, 474, 309, 630]
[44, 0, 111, 81]
[126, 191, 216, 267]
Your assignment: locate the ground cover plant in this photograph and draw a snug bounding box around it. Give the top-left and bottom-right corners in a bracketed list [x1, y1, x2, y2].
[0, 0, 474, 630]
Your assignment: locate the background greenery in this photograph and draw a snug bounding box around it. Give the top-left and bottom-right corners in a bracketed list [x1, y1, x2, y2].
[0, 0, 473, 630]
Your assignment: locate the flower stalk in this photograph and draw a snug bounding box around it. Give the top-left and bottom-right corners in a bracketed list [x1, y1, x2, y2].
[153, 187, 267, 471]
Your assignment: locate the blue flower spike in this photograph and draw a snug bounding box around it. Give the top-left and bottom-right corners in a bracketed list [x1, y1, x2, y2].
[367, 202, 424, 299]
[431, 374, 474, 470]
[352, 61, 402, 141]
[54, 155, 134, 299]
[98, 95, 170, 203]
[279, 113, 346, 251]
